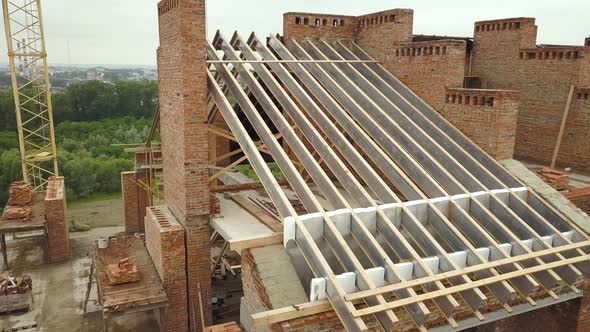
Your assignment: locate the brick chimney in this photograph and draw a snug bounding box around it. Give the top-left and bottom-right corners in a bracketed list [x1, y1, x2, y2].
[156, 0, 211, 331]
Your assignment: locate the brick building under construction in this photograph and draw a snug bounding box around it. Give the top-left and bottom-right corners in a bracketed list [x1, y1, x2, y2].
[119, 1, 590, 331]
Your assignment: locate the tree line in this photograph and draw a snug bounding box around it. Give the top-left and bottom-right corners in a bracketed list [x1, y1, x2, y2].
[0, 80, 158, 130]
[0, 80, 158, 205]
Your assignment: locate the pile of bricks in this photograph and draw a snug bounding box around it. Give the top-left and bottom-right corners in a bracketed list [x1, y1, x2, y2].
[107, 258, 141, 285]
[537, 167, 569, 190]
[3, 207, 32, 220]
[0, 276, 32, 296]
[204, 322, 242, 332]
[7, 181, 32, 206]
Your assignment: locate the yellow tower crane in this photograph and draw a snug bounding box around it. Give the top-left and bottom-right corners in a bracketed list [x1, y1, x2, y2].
[1, 0, 58, 191]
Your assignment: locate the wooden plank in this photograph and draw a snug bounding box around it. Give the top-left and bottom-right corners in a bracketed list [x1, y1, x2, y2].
[228, 233, 283, 251]
[226, 193, 283, 233]
[551, 85, 576, 168]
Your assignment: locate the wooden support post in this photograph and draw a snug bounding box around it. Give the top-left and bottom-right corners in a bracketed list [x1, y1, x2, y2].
[551, 84, 575, 168]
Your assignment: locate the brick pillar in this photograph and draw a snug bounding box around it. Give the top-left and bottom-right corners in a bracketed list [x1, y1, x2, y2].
[157, 0, 211, 330]
[45, 176, 69, 263]
[121, 171, 148, 233]
[145, 206, 188, 332]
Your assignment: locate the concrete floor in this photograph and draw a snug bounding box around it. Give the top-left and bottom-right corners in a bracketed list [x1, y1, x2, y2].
[0, 227, 160, 332]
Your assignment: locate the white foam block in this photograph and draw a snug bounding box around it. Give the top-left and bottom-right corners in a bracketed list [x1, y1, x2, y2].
[403, 200, 428, 223]
[422, 256, 440, 274]
[300, 213, 324, 243]
[327, 209, 351, 236]
[379, 203, 401, 228]
[283, 216, 296, 247]
[309, 277, 327, 301]
[353, 207, 377, 233]
[335, 272, 356, 294]
[366, 267, 386, 287]
[394, 262, 414, 280]
[510, 187, 529, 200]
[449, 251, 468, 268]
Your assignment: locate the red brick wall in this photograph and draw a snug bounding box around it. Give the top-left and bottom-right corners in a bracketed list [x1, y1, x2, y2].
[356, 9, 414, 63]
[157, 0, 211, 330]
[440, 88, 519, 160]
[283, 12, 357, 43]
[470, 17, 590, 169]
[145, 206, 188, 332]
[471, 18, 538, 90]
[45, 176, 69, 263]
[385, 40, 467, 110]
[121, 171, 148, 233]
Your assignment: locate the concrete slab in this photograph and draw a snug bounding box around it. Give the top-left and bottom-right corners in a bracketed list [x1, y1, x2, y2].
[211, 193, 274, 242]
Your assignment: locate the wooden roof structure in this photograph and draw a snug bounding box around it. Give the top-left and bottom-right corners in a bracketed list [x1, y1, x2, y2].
[206, 31, 590, 331]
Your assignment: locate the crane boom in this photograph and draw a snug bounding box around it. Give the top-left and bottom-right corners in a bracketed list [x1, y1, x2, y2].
[2, 0, 58, 191]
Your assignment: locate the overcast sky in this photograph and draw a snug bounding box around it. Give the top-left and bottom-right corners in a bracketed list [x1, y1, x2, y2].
[0, 0, 588, 66]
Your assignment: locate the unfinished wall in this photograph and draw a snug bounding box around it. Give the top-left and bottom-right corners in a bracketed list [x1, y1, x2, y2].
[283, 12, 357, 43]
[470, 17, 590, 169]
[121, 171, 148, 233]
[157, 0, 211, 330]
[440, 88, 519, 160]
[45, 176, 69, 263]
[386, 40, 467, 110]
[355, 9, 414, 60]
[145, 206, 188, 332]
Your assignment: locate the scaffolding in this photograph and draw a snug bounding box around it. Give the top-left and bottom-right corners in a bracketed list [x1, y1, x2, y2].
[2, 0, 58, 191]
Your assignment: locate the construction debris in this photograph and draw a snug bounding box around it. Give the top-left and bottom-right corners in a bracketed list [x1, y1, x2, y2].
[537, 167, 569, 190]
[0, 276, 32, 296]
[106, 258, 141, 285]
[7, 182, 33, 206]
[0, 275, 33, 314]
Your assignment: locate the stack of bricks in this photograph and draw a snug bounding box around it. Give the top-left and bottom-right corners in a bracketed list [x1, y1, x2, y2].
[145, 206, 188, 332]
[3, 182, 33, 221]
[121, 171, 148, 233]
[537, 167, 569, 190]
[45, 176, 69, 263]
[7, 182, 32, 206]
[564, 187, 590, 215]
[106, 258, 141, 285]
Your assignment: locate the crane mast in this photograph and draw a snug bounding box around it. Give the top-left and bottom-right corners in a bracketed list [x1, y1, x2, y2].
[2, 0, 58, 191]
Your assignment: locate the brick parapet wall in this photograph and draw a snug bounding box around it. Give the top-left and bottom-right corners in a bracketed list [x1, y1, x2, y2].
[384, 39, 467, 110]
[145, 205, 188, 332]
[440, 88, 519, 160]
[356, 9, 413, 65]
[45, 176, 69, 263]
[283, 12, 357, 43]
